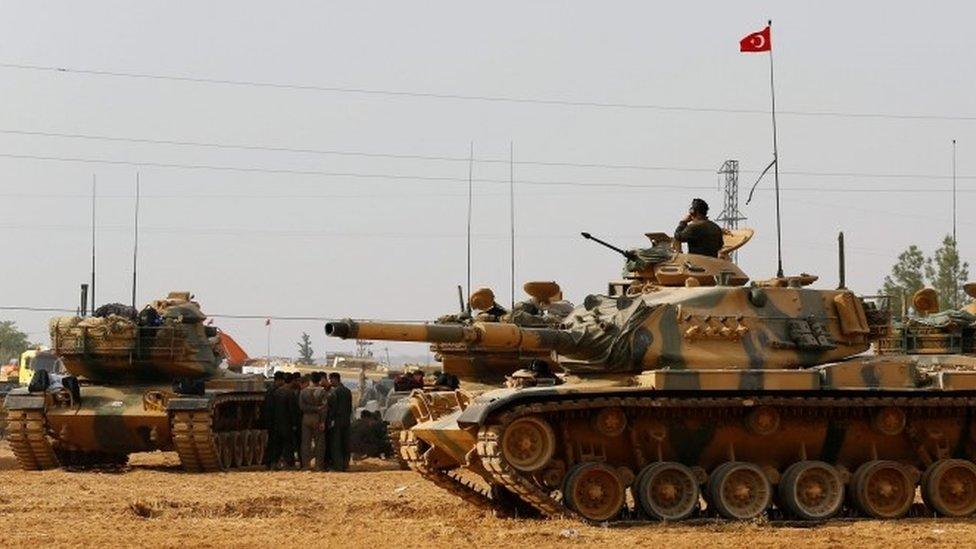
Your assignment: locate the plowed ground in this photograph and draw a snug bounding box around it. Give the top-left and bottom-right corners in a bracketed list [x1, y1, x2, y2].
[0, 441, 974, 548]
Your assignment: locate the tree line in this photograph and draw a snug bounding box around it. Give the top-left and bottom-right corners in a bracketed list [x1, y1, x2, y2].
[0, 321, 31, 364]
[880, 235, 970, 314]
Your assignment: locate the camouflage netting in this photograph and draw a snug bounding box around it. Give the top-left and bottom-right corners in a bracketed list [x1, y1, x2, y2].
[906, 310, 976, 329]
[624, 243, 673, 274]
[558, 294, 658, 374]
[50, 315, 138, 354]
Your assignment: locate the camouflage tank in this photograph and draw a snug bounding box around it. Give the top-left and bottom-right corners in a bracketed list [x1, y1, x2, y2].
[327, 230, 976, 523]
[4, 292, 268, 471]
[377, 283, 570, 469]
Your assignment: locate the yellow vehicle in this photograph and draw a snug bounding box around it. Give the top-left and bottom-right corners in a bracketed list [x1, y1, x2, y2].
[17, 348, 64, 386]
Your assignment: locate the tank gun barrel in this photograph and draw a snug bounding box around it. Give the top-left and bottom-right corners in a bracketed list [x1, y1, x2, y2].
[325, 319, 577, 353]
[580, 232, 637, 261]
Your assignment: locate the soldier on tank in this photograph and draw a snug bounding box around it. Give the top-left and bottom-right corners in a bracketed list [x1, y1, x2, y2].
[673, 198, 724, 257]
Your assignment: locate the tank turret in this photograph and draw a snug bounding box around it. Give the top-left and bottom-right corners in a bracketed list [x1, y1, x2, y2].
[48, 291, 225, 383]
[327, 283, 881, 375]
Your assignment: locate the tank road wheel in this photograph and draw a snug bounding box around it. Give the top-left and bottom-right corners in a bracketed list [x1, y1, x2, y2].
[501, 416, 556, 472]
[922, 459, 976, 517]
[241, 431, 254, 467]
[563, 462, 626, 522]
[593, 407, 627, 437]
[635, 462, 699, 521]
[852, 460, 915, 519]
[232, 432, 245, 467]
[707, 462, 772, 520]
[778, 461, 845, 520]
[253, 430, 268, 465]
[217, 433, 234, 470]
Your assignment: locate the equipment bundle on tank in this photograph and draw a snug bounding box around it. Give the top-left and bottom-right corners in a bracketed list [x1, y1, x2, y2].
[327, 229, 976, 523]
[4, 291, 268, 472]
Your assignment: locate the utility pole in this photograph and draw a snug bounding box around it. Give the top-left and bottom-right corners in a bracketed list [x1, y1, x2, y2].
[715, 160, 746, 261]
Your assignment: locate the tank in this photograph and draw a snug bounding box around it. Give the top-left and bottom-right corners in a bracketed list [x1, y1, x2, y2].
[3, 292, 268, 471]
[326, 229, 976, 523]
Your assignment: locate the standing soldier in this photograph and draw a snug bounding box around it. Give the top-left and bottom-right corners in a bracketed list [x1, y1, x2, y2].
[358, 365, 367, 397]
[326, 372, 353, 471]
[298, 372, 327, 470]
[262, 370, 286, 468]
[316, 372, 332, 470]
[267, 372, 300, 469]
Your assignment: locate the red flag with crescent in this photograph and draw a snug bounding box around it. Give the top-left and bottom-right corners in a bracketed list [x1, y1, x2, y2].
[740, 26, 771, 52]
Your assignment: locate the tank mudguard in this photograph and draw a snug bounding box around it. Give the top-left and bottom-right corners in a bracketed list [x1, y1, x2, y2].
[167, 395, 215, 411]
[456, 386, 564, 426]
[3, 391, 46, 410]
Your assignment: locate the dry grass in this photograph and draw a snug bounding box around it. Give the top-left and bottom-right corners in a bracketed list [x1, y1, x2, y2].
[1, 440, 974, 548]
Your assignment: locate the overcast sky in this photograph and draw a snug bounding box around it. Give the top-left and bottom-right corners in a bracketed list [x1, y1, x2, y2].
[1, 1, 973, 360]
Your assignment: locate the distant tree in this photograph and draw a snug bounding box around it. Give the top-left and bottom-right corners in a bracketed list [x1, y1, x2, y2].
[0, 320, 31, 364]
[880, 244, 926, 314]
[925, 235, 970, 311]
[297, 332, 314, 365]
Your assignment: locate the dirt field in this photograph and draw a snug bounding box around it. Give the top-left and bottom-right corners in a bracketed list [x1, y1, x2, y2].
[1, 441, 974, 548]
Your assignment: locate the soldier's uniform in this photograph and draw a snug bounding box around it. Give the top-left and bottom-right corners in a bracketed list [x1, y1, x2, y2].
[298, 384, 327, 469]
[326, 382, 353, 471]
[262, 381, 279, 467]
[674, 218, 724, 257]
[266, 384, 299, 468]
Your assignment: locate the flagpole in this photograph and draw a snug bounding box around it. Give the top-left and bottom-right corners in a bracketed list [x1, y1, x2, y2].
[767, 19, 784, 278]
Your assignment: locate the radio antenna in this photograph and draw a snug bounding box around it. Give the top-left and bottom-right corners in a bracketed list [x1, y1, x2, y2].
[509, 141, 516, 310]
[131, 172, 140, 309]
[466, 141, 474, 312]
[90, 174, 97, 312]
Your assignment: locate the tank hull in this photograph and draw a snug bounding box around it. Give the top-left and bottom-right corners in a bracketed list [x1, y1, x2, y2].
[401, 355, 976, 522]
[3, 376, 268, 471]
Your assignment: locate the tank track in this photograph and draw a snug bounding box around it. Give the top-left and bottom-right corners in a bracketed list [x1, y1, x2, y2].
[6, 409, 60, 470]
[170, 393, 268, 472]
[387, 425, 411, 470]
[400, 429, 507, 514]
[478, 421, 575, 519]
[474, 393, 976, 522]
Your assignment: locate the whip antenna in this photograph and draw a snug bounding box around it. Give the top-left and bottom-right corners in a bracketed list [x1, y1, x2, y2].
[131, 172, 140, 309]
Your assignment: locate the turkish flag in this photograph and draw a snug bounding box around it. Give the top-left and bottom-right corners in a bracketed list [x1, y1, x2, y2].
[740, 26, 771, 52]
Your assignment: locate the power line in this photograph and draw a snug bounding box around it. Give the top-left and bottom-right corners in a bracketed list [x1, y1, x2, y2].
[0, 305, 429, 323]
[2, 127, 974, 181]
[3, 62, 976, 122]
[0, 152, 694, 189]
[0, 151, 972, 193]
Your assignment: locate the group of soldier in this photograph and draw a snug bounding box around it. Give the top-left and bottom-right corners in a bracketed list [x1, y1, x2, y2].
[263, 370, 353, 471]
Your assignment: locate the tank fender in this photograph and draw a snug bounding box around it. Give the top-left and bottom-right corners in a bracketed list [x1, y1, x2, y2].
[167, 395, 215, 411]
[456, 386, 565, 426]
[3, 392, 46, 410]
